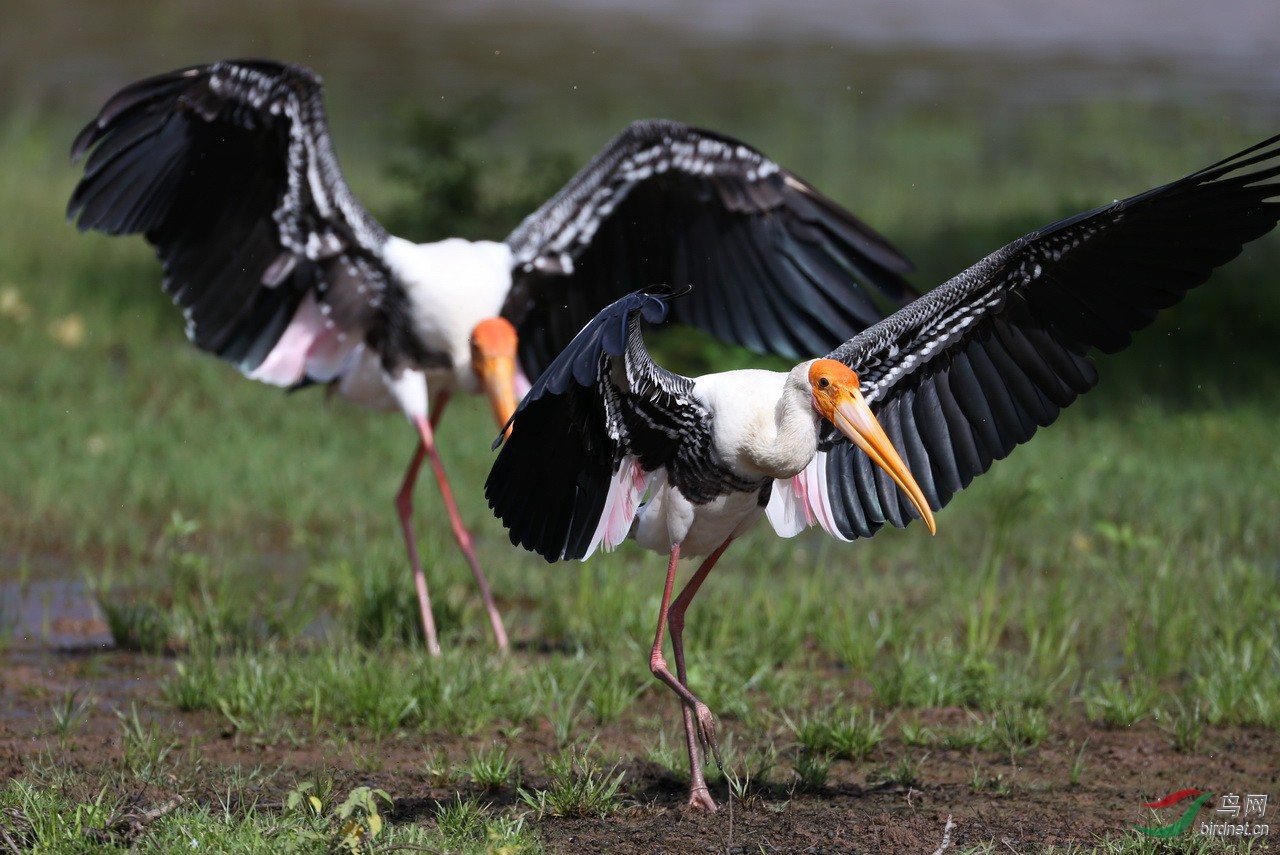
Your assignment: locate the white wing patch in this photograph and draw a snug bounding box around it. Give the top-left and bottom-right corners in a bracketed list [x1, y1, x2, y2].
[766, 450, 852, 542]
[249, 292, 346, 385]
[585, 455, 651, 559]
[764, 474, 811, 538]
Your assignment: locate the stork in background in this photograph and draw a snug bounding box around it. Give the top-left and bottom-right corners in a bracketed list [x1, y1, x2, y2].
[486, 133, 1280, 809]
[66, 59, 917, 655]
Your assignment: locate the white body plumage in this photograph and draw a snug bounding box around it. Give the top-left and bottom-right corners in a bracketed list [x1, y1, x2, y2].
[628, 363, 823, 556]
[333, 237, 514, 418]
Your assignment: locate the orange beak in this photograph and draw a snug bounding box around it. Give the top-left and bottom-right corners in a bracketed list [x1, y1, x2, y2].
[810, 360, 937, 535]
[470, 318, 519, 438]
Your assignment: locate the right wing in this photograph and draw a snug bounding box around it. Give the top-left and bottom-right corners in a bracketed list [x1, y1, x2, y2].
[809, 132, 1280, 540]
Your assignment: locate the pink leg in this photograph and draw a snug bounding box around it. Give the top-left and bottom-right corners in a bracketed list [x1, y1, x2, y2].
[395, 440, 441, 656]
[396, 392, 451, 655]
[668, 538, 734, 811]
[411, 416, 510, 653]
[428, 390, 451, 431]
[648, 543, 720, 812]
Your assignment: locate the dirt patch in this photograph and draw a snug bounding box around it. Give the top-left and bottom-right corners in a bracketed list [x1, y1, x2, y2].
[2, 646, 1277, 853]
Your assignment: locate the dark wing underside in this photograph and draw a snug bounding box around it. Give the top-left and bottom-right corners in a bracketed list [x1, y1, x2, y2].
[501, 120, 917, 380]
[486, 288, 712, 561]
[816, 133, 1280, 539]
[67, 59, 393, 379]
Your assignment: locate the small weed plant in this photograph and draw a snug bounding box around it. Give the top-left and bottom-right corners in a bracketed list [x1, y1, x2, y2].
[518, 749, 625, 819]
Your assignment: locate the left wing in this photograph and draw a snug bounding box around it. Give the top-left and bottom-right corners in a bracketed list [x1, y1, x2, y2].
[501, 120, 916, 379]
[486, 288, 712, 561]
[804, 132, 1280, 540]
[67, 60, 394, 384]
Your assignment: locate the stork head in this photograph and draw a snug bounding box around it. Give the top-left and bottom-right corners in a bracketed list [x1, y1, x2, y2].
[470, 317, 519, 437]
[808, 359, 937, 535]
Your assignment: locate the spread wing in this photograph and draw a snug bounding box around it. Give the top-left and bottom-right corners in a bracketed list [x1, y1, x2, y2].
[808, 133, 1280, 539]
[67, 59, 394, 384]
[486, 288, 713, 561]
[501, 120, 917, 379]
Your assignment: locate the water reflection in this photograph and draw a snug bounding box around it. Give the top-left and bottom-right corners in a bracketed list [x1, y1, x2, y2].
[0, 577, 112, 650]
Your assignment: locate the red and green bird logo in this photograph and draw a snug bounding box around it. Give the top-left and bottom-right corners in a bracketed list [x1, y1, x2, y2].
[1133, 789, 1213, 837]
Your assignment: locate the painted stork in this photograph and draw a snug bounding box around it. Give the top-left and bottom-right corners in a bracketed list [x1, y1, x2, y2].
[486, 133, 1280, 809]
[65, 59, 916, 655]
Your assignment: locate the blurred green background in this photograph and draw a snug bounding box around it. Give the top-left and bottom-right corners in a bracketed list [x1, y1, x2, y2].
[2, 12, 1279, 850]
[3, 0, 1279, 586]
[2, 13, 1279, 851]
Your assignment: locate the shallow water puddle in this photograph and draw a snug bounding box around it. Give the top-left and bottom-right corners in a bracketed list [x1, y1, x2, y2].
[0, 577, 113, 650]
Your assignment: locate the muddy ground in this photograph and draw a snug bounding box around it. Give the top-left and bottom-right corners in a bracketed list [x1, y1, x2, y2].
[2, 633, 1277, 855]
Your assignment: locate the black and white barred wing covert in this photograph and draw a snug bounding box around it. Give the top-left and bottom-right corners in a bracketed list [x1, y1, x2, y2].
[795, 133, 1280, 541]
[502, 120, 917, 379]
[67, 60, 392, 382]
[486, 289, 712, 562]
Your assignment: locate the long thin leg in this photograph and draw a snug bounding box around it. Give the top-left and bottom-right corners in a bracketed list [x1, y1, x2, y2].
[395, 391, 449, 655]
[399, 415, 510, 654]
[428, 389, 451, 432]
[668, 537, 734, 809]
[648, 543, 719, 811]
[395, 441, 440, 655]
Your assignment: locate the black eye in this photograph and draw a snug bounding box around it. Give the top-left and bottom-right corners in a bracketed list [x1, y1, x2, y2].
[817, 377, 830, 389]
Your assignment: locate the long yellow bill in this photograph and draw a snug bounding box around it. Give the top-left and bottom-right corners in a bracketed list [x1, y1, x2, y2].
[810, 359, 937, 535]
[470, 317, 519, 438]
[475, 355, 517, 438]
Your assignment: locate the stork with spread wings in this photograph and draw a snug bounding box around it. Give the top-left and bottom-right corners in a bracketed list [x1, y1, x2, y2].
[67, 59, 915, 655]
[487, 132, 1280, 809]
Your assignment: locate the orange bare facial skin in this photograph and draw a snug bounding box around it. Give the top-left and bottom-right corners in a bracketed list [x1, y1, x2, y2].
[470, 317, 518, 361]
[809, 357, 937, 535]
[470, 317, 520, 435]
[808, 358, 861, 420]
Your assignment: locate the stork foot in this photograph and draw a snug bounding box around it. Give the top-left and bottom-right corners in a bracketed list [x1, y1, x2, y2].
[693, 702, 722, 771]
[686, 784, 718, 812]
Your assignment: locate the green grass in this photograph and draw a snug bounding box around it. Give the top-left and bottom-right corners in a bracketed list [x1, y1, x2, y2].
[791, 748, 833, 791]
[517, 749, 626, 819]
[3, 96, 1280, 851]
[2, 772, 547, 854]
[786, 700, 886, 761]
[459, 742, 521, 791]
[163, 645, 541, 740]
[1084, 677, 1162, 729]
[46, 687, 92, 746]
